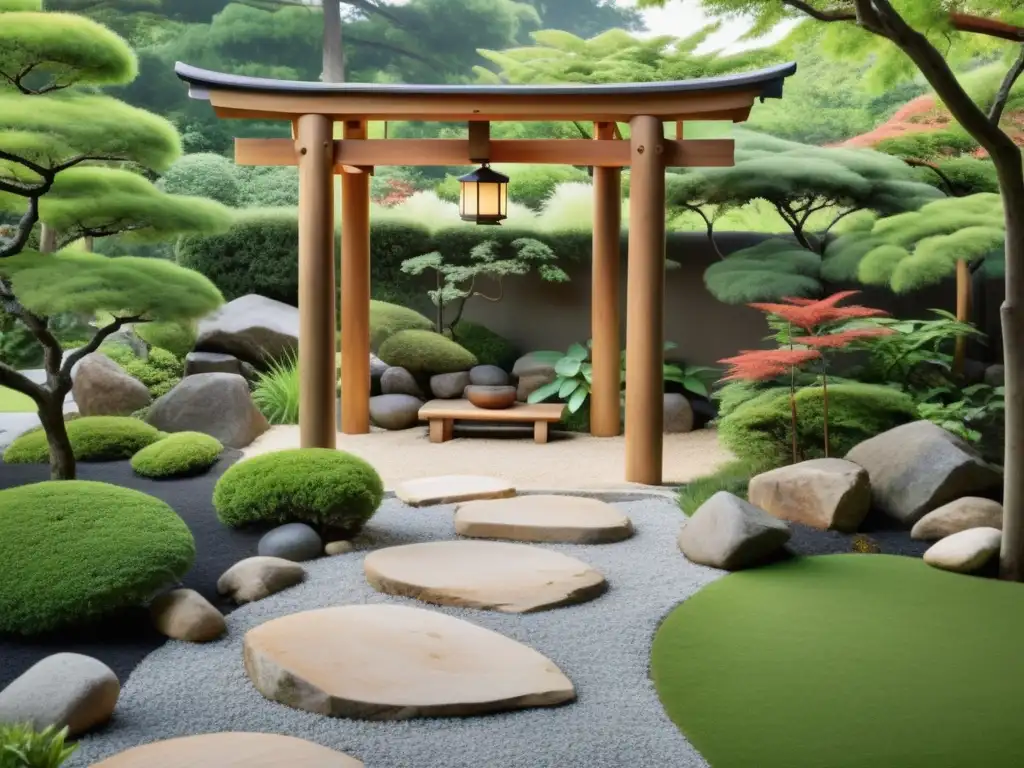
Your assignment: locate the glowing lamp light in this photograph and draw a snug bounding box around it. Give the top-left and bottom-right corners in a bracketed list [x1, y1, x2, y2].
[458, 164, 509, 225]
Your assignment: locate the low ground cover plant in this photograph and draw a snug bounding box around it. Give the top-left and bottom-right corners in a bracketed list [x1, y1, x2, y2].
[130, 431, 223, 479]
[213, 448, 384, 538]
[0, 481, 195, 635]
[252, 351, 300, 425]
[101, 344, 184, 398]
[0, 723, 76, 768]
[3, 417, 163, 464]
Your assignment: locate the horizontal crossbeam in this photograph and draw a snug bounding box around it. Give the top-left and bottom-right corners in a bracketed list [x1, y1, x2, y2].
[235, 137, 734, 169]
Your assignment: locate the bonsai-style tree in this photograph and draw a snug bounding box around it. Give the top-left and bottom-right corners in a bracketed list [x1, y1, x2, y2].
[675, 131, 943, 303]
[644, 0, 1024, 582]
[0, 1, 230, 480]
[400, 238, 568, 334]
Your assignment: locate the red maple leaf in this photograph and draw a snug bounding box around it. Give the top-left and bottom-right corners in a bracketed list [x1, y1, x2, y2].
[793, 327, 895, 348]
[719, 348, 822, 381]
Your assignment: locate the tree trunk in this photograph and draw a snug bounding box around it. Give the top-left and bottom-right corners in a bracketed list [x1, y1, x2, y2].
[37, 395, 75, 480]
[953, 258, 972, 377]
[322, 0, 344, 83]
[39, 224, 57, 253]
[997, 157, 1024, 581]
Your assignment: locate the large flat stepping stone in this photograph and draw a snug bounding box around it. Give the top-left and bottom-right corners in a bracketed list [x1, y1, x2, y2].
[363, 540, 606, 612]
[243, 605, 575, 719]
[91, 732, 363, 767]
[454, 494, 634, 544]
[394, 475, 515, 507]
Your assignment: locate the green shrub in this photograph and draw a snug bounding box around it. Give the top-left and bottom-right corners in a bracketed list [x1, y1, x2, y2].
[378, 329, 477, 374]
[0, 723, 76, 768]
[252, 353, 300, 425]
[213, 448, 384, 536]
[157, 152, 241, 207]
[130, 431, 224, 479]
[134, 321, 196, 359]
[677, 459, 774, 516]
[368, 300, 433, 351]
[450, 321, 519, 371]
[3, 416, 164, 463]
[102, 346, 183, 398]
[0, 481, 195, 635]
[718, 383, 917, 466]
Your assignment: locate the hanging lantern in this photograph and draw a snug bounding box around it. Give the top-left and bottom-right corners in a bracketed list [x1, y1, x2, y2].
[458, 164, 509, 225]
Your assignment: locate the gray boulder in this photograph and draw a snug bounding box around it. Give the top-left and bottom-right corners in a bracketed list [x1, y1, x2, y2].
[258, 523, 323, 562]
[470, 365, 510, 386]
[217, 556, 305, 604]
[846, 420, 1002, 526]
[0, 653, 119, 737]
[72, 353, 151, 416]
[146, 372, 269, 448]
[101, 327, 148, 359]
[369, 354, 388, 396]
[677, 491, 791, 571]
[369, 394, 423, 430]
[513, 352, 558, 402]
[381, 366, 424, 398]
[185, 351, 243, 377]
[984, 364, 1005, 387]
[195, 294, 299, 368]
[431, 371, 470, 399]
[663, 393, 694, 434]
[748, 458, 871, 533]
[911, 497, 1004, 541]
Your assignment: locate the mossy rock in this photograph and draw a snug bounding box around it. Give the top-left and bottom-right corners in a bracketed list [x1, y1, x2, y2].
[377, 329, 477, 375]
[0, 480, 195, 635]
[213, 448, 384, 536]
[131, 431, 224, 479]
[449, 321, 519, 371]
[3, 416, 164, 463]
[367, 300, 434, 352]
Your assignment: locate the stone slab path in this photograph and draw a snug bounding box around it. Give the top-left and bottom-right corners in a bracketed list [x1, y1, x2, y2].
[364, 540, 607, 613]
[243, 604, 575, 719]
[91, 732, 363, 767]
[454, 494, 635, 544]
[394, 475, 516, 506]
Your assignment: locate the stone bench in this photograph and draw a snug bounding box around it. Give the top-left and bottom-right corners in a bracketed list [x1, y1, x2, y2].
[418, 399, 564, 444]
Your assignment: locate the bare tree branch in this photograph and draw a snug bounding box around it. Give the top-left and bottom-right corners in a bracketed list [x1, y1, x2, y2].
[0, 197, 41, 258]
[782, 0, 855, 22]
[989, 46, 1024, 125]
[0, 361, 45, 403]
[59, 314, 146, 379]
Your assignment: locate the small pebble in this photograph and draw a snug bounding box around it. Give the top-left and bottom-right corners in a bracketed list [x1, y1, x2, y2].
[325, 540, 354, 556]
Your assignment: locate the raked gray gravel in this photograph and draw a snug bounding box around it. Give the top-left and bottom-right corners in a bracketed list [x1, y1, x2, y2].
[71, 496, 724, 768]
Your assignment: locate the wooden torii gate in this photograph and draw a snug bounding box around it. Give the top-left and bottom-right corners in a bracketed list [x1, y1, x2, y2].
[174, 61, 796, 485]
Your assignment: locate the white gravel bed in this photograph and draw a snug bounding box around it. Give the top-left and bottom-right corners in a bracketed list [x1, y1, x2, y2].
[70, 496, 724, 768]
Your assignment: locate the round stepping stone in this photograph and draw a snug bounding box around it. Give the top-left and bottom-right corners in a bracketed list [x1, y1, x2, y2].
[243, 605, 574, 719]
[91, 732, 363, 767]
[394, 474, 516, 507]
[363, 540, 606, 612]
[454, 494, 634, 544]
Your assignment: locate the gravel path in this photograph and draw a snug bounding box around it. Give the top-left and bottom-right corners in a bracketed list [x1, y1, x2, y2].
[70, 496, 723, 768]
[243, 425, 734, 491]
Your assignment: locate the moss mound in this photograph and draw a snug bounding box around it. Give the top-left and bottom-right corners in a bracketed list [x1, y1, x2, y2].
[651, 554, 1024, 768]
[0, 481, 195, 635]
[131, 431, 224, 479]
[368, 300, 434, 352]
[134, 321, 197, 358]
[213, 448, 384, 536]
[3, 416, 164, 463]
[450, 321, 519, 371]
[717, 383, 916, 466]
[377, 329, 477, 375]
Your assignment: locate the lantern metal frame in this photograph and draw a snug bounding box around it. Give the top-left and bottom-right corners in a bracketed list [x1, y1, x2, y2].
[457, 163, 509, 225]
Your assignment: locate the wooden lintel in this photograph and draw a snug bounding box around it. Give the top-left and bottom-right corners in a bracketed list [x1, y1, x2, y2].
[235, 137, 734, 169]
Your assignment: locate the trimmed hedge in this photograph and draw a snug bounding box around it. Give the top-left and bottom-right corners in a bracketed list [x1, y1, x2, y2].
[450, 321, 519, 371]
[3, 416, 164, 463]
[718, 383, 917, 466]
[131, 431, 224, 478]
[378, 329, 477, 374]
[213, 448, 384, 536]
[368, 300, 434, 352]
[0, 481, 195, 635]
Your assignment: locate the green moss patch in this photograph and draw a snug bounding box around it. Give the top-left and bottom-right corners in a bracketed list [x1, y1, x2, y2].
[368, 300, 433, 351]
[3, 416, 163, 463]
[0, 481, 195, 635]
[213, 448, 384, 536]
[377, 329, 477, 374]
[131, 431, 223, 479]
[651, 554, 1024, 768]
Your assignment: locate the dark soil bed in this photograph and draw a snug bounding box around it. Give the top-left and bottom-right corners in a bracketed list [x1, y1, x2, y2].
[0, 452, 262, 689]
[785, 508, 932, 559]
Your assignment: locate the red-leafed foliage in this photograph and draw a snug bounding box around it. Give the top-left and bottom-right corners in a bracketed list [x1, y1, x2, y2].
[749, 291, 888, 332]
[793, 327, 895, 348]
[373, 179, 416, 208]
[719, 348, 822, 381]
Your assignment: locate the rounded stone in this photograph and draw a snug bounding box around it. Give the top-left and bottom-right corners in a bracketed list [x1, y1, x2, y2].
[368, 393, 423, 431]
[430, 371, 470, 399]
[380, 366, 423, 398]
[258, 523, 323, 562]
[242, 604, 575, 719]
[364, 540, 607, 612]
[469, 365, 509, 386]
[325, 540, 354, 556]
[465, 385, 516, 410]
[90, 732, 363, 767]
[149, 588, 226, 643]
[454, 494, 634, 544]
[663, 393, 694, 434]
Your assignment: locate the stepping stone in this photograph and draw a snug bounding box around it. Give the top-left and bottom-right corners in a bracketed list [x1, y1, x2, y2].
[91, 732, 363, 767]
[243, 605, 575, 719]
[363, 540, 606, 612]
[394, 475, 516, 507]
[454, 494, 634, 544]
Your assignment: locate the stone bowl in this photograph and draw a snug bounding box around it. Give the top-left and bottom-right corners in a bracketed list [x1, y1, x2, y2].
[465, 385, 517, 410]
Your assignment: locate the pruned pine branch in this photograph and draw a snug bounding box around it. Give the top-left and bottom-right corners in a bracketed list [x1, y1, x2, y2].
[59, 314, 145, 379]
